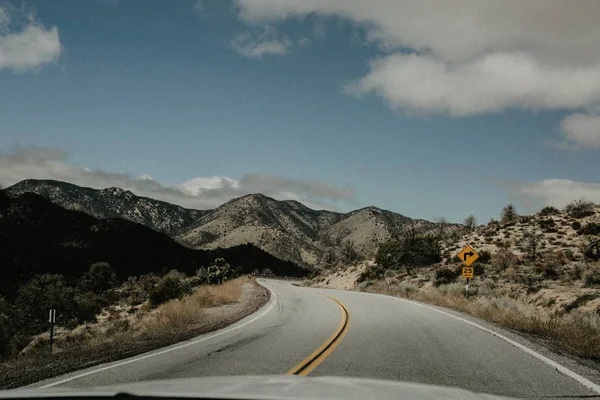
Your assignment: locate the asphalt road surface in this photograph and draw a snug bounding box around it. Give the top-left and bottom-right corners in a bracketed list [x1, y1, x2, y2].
[30, 280, 600, 398]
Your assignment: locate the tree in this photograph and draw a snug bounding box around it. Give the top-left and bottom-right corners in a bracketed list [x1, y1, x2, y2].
[434, 217, 449, 239]
[463, 214, 477, 230]
[79, 262, 119, 294]
[523, 230, 542, 261]
[500, 204, 518, 224]
[13, 274, 75, 334]
[341, 241, 360, 264]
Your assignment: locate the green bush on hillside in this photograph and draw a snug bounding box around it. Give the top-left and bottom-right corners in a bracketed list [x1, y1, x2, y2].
[149, 275, 191, 307]
[375, 228, 441, 270]
[565, 199, 595, 219]
[434, 268, 459, 286]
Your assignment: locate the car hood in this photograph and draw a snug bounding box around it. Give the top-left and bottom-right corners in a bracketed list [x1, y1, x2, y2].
[2, 375, 514, 400]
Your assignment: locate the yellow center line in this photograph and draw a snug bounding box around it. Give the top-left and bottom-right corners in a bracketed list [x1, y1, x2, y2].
[286, 292, 351, 376]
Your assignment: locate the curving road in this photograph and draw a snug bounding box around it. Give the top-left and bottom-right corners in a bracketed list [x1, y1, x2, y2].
[30, 280, 600, 398]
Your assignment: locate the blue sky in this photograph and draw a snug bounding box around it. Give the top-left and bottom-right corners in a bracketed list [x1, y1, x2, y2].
[1, 0, 600, 223]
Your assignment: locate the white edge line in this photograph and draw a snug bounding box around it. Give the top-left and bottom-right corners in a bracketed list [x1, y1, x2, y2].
[40, 280, 277, 388]
[380, 293, 600, 395]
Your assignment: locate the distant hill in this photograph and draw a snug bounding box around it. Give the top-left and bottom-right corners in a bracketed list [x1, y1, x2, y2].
[176, 194, 439, 266]
[5, 179, 444, 268]
[5, 179, 208, 234]
[0, 192, 308, 300]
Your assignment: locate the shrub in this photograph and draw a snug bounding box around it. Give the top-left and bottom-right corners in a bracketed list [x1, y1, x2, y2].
[356, 264, 385, 283]
[564, 249, 576, 261]
[584, 268, 600, 287]
[13, 274, 76, 334]
[578, 223, 600, 236]
[572, 221, 582, 230]
[149, 275, 190, 307]
[79, 262, 119, 295]
[206, 258, 235, 284]
[565, 199, 595, 219]
[342, 241, 361, 264]
[376, 225, 441, 270]
[478, 250, 492, 264]
[491, 248, 518, 271]
[540, 206, 560, 216]
[434, 268, 459, 286]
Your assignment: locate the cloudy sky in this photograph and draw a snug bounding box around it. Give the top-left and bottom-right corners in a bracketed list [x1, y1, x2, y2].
[1, 0, 600, 222]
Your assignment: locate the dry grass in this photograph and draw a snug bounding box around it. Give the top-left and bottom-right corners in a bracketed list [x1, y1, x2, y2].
[25, 277, 250, 355]
[365, 281, 600, 362]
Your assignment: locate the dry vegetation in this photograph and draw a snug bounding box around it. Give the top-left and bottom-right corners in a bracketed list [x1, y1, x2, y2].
[362, 276, 600, 361]
[0, 276, 266, 389]
[317, 201, 600, 363]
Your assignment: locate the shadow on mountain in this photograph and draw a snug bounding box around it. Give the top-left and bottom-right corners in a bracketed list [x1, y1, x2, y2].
[0, 192, 308, 300]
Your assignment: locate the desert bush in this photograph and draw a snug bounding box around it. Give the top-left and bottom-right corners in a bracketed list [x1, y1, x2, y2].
[434, 268, 459, 286]
[565, 199, 595, 219]
[564, 294, 599, 313]
[357, 264, 385, 283]
[375, 227, 441, 270]
[78, 262, 119, 295]
[572, 221, 582, 230]
[206, 258, 235, 285]
[491, 248, 518, 271]
[478, 250, 492, 264]
[584, 268, 600, 287]
[540, 206, 560, 216]
[578, 223, 600, 236]
[149, 275, 191, 307]
[501, 204, 518, 225]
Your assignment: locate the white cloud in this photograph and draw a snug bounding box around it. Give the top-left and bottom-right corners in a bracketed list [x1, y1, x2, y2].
[230, 28, 292, 58]
[0, 6, 62, 72]
[0, 147, 355, 211]
[192, 1, 204, 14]
[234, 0, 600, 120]
[345, 53, 600, 116]
[558, 113, 600, 149]
[512, 179, 600, 209]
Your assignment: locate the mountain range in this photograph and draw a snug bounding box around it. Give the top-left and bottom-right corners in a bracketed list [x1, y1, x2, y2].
[4, 179, 439, 267]
[0, 190, 307, 300]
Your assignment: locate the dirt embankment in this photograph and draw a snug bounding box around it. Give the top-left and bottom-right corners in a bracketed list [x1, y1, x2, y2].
[0, 278, 269, 389]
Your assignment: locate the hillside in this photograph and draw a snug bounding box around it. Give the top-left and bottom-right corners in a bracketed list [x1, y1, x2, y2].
[441, 205, 600, 262]
[0, 192, 308, 300]
[5, 179, 208, 234]
[175, 194, 438, 266]
[5, 179, 444, 268]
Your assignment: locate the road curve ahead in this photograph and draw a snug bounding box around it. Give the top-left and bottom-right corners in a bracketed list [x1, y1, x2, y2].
[31, 280, 599, 398]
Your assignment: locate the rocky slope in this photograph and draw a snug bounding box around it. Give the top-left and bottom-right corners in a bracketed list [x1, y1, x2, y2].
[4, 179, 207, 234]
[176, 194, 438, 266]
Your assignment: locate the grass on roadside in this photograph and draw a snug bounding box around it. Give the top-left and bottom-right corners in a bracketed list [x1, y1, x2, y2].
[364, 280, 600, 362]
[21, 276, 250, 356]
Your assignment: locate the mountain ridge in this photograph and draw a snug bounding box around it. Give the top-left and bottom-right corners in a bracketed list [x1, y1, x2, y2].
[4, 179, 442, 267]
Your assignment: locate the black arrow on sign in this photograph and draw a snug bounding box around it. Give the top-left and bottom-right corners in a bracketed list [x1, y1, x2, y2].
[463, 251, 474, 261]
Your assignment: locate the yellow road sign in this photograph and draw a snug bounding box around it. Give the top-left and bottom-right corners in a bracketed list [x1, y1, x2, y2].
[462, 267, 474, 279]
[457, 245, 479, 267]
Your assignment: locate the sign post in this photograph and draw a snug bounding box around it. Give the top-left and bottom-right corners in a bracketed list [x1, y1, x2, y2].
[49, 309, 56, 354]
[457, 245, 479, 299]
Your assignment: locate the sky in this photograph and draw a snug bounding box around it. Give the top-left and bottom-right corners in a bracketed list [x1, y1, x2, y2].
[1, 0, 600, 223]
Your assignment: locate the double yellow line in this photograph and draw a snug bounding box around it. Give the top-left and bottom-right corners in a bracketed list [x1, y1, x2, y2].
[286, 293, 351, 376]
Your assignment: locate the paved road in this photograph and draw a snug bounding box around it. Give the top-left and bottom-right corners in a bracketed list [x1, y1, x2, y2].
[31, 280, 599, 398]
